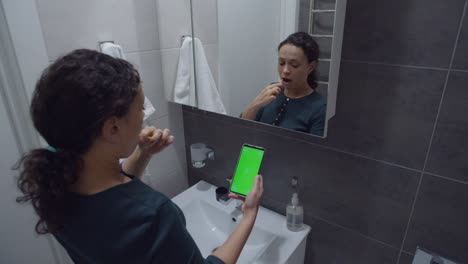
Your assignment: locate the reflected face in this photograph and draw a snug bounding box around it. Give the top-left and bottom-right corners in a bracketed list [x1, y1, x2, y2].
[278, 44, 315, 88]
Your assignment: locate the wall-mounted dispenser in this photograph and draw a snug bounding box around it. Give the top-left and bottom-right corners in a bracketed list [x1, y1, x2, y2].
[190, 143, 214, 168]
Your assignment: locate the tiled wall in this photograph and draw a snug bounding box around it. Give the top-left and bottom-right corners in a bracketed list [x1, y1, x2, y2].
[191, 0, 219, 87]
[35, 0, 191, 198]
[182, 0, 468, 263]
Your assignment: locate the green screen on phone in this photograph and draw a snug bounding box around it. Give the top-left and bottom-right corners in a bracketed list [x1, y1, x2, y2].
[230, 145, 265, 196]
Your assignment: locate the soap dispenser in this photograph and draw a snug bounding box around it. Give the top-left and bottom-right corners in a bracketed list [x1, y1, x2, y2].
[286, 192, 303, 231]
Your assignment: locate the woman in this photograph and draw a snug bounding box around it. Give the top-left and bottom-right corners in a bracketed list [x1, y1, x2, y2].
[15, 49, 262, 264]
[241, 32, 326, 136]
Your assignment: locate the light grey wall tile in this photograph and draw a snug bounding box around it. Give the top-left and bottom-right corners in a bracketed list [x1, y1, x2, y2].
[192, 0, 218, 45]
[146, 105, 188, 197]
[37, 0, 159, 60]
[156, 0, 192, 49]
[125, 51, 168, 118]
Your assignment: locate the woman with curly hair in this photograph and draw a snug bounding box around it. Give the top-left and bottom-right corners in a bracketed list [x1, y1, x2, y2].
[15, 49, 263, 264]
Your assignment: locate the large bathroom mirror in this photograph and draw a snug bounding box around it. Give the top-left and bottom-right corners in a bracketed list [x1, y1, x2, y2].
[168, 0, 346, 138]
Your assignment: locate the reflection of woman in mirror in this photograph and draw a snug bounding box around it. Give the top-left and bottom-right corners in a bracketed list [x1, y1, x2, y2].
[241, 32, 326, 136]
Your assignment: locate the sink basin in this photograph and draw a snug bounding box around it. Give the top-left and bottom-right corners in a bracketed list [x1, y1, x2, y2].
[172, 181, 311, 264]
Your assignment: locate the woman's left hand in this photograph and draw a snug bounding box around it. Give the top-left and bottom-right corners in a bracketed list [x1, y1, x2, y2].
[138, 126, 174, 155]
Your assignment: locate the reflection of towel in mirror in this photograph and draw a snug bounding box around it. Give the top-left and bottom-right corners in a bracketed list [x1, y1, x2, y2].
[174, 37, 226, 115]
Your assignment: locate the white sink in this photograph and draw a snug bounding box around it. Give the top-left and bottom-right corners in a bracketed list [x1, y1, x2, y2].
[172, 181, 311, 264]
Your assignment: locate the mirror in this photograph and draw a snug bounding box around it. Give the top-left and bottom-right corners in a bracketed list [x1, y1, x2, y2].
[168, 0, 346, 138]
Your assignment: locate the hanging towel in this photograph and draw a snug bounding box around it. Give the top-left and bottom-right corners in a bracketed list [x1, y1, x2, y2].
[174, 37, 226, 115]
[100, 42, 156, 120]
[100, 42, 126, 59]
[193, 38, 226, 114]
[173, 37, 196, 107]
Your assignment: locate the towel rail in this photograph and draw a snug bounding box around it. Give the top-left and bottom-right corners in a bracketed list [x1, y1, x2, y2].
[181, 35, 191, 46]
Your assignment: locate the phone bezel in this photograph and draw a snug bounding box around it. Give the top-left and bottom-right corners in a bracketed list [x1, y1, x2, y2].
[229, 143, 265, 197]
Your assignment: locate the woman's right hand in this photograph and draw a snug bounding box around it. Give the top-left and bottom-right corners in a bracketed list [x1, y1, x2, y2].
[251, 83, 283, 109]
[212, 175, 263, 264]
[228, 175, 263, 217]
[241, 83, 283, 120]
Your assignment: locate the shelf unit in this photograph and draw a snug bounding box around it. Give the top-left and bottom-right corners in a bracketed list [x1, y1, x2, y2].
[309, 0, 347, 130]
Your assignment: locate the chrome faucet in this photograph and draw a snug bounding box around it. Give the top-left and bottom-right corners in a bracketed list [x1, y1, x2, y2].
[230, 200, 243, 220]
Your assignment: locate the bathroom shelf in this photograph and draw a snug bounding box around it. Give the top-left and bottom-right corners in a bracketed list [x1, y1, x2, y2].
[309, 0, 347, 129]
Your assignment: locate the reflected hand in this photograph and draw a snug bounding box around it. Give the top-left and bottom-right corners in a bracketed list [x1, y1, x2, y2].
[228, 175, 264, 217]
[138, 126, 174, 155]
[252, 83, 283, 109]
[241, 83, 283, 120]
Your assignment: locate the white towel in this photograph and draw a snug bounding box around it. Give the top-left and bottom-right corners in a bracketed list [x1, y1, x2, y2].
[99, 42, 156, 120]
[174, 37, 196, 106]
[100, 42, 126, 59]
[174, 37, 226, 115]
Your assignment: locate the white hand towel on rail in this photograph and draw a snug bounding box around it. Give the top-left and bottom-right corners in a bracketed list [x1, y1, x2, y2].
[100, 42, 126, 59]
[174, 37, 226, 115]
[174, 37, 197, 107]
[193, 38, 226, 114]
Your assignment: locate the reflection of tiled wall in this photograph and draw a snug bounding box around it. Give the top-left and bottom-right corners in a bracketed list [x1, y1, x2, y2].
[183, 0, 468, 263]
[36, 0, 189, 198]
[191, 0, 219, 87]
[156, 0, 218, 99]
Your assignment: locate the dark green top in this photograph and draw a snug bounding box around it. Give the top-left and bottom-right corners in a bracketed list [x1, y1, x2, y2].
[54, 176, 224, 264]
[255, 90, 326, 136]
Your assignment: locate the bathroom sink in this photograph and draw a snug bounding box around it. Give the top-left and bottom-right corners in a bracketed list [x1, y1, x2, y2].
[172, 181, 311, 264]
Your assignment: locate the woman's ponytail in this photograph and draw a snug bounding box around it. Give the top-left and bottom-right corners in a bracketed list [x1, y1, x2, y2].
[15, 149, 82, 234]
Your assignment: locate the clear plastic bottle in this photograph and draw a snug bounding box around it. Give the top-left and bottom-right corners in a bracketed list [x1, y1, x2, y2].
[286, 192, 303, 231]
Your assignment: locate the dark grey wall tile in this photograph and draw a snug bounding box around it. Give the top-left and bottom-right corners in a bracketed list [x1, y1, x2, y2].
[305, 218, 399, 264]
[342, 0, 465, 67]
[182, 111, 257, 183]
[398, 253, 415, 264]
[252, 117, 326, 143]
[426, 71, 468, 182]
[453, 10, 468, 70]
[323, 62, 445, 170]
[403, 174, 468, 263]
[253, 128, 420, 248]
[298, 0, 311, 32]
[183, 110, 420, 248]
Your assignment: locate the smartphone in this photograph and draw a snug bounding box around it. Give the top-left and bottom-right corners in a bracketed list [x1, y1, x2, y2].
[229, 144, 265, 197]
